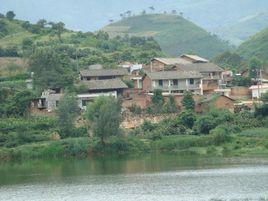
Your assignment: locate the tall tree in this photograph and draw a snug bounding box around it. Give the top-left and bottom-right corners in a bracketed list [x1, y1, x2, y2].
[249, 57, 262, 79]
[36, 19, 47, 28]
[182, 91, 195, 111]
[49, 21, 65, 42]
[28, 47, 74, 92]
[57, 93, 80, 138]
[6, 11, 15, 20]
[86, 96, 122, 145]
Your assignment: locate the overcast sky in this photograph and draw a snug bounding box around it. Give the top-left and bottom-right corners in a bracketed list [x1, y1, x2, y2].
[1, 0, 268, 32]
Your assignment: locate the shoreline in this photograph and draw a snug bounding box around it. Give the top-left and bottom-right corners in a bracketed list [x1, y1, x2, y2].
[1, 134, 268, 164]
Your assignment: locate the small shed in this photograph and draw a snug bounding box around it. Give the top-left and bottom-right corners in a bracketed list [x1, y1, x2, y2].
[196, 94, 236, 113]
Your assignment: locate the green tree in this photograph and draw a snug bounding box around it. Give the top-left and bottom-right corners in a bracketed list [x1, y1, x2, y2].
[231, 76, 251, 87]
[152, 89, 164, 106]
[164, 96, 178, 113]
[28, 47, 74, 92]
[0, 20, 8, 36]
[36, 19, 47, 28]
[194, 115, 216, 134]
[261, 91, 268, 103]
[6, 11, 15, 20]
[178, 110, 196, 129]
[22, 38, 33, 50]
[57, 93, 80, 138]
[86, 96, 122, 145]
[214, 52, 243, 69]
[0, 88, 33, 117]
[249, 57, 262, 79]
[49, 21, 65, 42]
[182, 91, 195, 110]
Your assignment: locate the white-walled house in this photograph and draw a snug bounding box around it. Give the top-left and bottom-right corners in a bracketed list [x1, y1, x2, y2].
[249, 84, 268, 99]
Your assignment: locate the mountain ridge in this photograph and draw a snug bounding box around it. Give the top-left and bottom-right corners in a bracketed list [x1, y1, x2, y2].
[103, 14, 231, 58]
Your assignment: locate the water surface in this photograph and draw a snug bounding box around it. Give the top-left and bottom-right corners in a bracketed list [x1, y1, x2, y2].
[0, 154, 267, 201]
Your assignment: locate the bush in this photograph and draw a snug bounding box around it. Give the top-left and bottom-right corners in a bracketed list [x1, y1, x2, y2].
[210, 126, 231, 145]
[178, 110, 196, 129]
[128, 104, 142, 114]
[255, 104, 268, 117]
[194, 116, 216, 134]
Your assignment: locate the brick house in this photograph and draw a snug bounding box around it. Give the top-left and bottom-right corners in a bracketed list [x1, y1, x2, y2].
[33, 67, 129, 112]
[80, 68, 128, 81]
[150, 57, 192, 72]
[177, 63, 224, 94]
[142, 70, 203, 95]
[78, 67, 128, 109]
[196, 94, 236, 113]
[149, 55, 224, 94]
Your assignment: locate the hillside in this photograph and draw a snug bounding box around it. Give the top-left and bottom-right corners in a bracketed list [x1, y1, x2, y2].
[237, 28, 268, 62]
[102, 14, 231, 58]
[217, 12, 268, 45]
[0, 18, 164, 69]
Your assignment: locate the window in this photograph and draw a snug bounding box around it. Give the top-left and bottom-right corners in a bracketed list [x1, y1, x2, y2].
[158, 80, 163, 87]
[189, 78, 194, 85]
[55, 101, 59, 107]
[173, 79, 178, 86]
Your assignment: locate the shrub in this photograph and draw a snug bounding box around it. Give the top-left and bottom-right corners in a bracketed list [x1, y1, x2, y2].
[194, 116, 216, 134]
[210, 126, 231, 145]
[128, 104, 142, 114]
[255, 104, 268, 117]
[178, 110, 196, 129]
[141, 120, 157, 133]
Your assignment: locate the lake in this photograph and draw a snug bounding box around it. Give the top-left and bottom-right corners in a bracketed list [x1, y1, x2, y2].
[0, 154, 267, 201]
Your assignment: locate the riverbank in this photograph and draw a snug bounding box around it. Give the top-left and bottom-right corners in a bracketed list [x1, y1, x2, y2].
[1, 128, 268, 163]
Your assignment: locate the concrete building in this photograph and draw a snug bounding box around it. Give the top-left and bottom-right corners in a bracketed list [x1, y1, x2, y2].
[142, 70, 203, 95]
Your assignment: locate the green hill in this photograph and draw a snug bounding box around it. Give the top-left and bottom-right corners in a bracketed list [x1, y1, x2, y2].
[0, 18, 164, 67]
[237, 28, 268, 62]
[102, 14, 231, 58]
[218, 12, 268, 45]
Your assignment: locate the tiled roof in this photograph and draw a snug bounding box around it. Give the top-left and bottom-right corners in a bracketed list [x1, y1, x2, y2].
[147, 70, 203, 80]
[180, 54, 209, 63]
[79, 79, 128, 90]
[153, 58, 192, 65]
[80, 68, 128, 77]
[177, 63, 223, 73]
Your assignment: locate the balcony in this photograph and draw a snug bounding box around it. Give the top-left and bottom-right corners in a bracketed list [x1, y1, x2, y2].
[153, 84, 200, 91]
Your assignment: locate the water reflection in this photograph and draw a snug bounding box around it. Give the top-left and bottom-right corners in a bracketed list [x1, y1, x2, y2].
[0, 154, 267, 201]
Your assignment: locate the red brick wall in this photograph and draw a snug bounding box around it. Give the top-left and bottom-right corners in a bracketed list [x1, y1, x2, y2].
[151, 60, 166, 72]
[214, 96, 235, 112]
[203, 80, 218, 94]
[231, 87, 250, 96]
[142, 76, 152, 92]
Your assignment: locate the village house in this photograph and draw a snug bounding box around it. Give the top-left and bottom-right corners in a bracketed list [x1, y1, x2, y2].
[142, 70, 203, 95]
[149, 55, 224, 94]
[32, 66, 129, 112]
[150, 54, 209, 72]
[249, 84, 268, 99]
[77, 66, 129, 109]
[79, 66, 128, 81]
[196, 94, 236, 113]
[177, 63, 224, 94]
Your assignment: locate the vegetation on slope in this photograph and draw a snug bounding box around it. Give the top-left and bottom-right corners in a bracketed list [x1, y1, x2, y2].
[218, 12, 268, 45]
[0, 16, 164, 66]
[103, 14, 231, 58]
[237, 28, 268, 63]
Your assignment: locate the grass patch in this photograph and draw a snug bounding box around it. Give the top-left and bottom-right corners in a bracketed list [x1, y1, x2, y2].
[239, 128, 268, 137]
